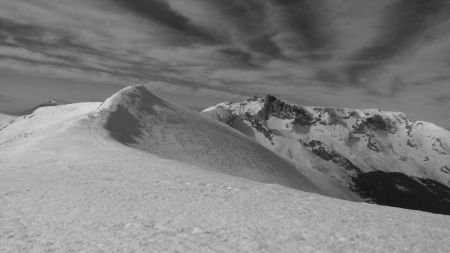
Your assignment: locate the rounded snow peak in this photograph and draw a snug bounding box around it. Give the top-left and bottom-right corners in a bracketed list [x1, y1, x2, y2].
[97, 85, 171, 114]
[95, 85, 177, 145]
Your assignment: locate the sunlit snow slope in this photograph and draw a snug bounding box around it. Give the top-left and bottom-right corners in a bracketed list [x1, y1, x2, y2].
[93, 86, 353, 199]
[0, 85, 449, 252]
[203, 95, 450, 214]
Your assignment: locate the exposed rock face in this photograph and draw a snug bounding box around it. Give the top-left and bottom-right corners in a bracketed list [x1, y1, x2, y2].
[307, 140, 361, 178]
[203, 94, 450, 214]
[352, 114, 398, 134]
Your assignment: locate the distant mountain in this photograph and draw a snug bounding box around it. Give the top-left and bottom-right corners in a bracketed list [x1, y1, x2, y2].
[203, 95, 450, 214]
[12, 98, 68, 116]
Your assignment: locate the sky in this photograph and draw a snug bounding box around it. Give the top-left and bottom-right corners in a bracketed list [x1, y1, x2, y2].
[0, 0, 450, 128]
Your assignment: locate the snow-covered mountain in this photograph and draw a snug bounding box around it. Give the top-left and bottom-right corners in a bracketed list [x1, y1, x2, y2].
[93, 86, 354, 200]
[203, 95, 450, 214]
[1, 85, 450, 251]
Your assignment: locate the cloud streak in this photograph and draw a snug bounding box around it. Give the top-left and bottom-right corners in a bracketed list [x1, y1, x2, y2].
[112, 0, 221, 44]
[0, 0, 450, 127]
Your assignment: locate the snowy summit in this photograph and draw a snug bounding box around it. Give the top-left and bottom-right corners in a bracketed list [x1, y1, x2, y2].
[203, 94, 450, 214]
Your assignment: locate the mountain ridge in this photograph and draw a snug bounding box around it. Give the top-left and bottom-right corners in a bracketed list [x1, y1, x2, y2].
[1, 88, 449, 251]
[203, 94, 450, 214]
[2, 86, 449, 214]
[92, 85, 355, 199]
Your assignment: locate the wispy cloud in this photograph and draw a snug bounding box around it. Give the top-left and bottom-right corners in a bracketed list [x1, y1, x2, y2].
[0, 0, 450, 127]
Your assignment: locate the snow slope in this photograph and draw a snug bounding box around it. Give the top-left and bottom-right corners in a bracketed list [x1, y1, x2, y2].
[203, 95, 450, 214]
[92, 85, 354, 199]
[0, 86, 449, 252]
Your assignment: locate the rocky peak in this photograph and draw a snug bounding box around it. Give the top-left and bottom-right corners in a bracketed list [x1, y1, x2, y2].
[206, 95, 447, 137]
[203, 94, 450, 214]
[263, 94, 295, 119]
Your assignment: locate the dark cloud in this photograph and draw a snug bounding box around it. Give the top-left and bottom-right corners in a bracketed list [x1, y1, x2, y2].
[1, 0, 450, 127]
[436, 96, 450, 105]
[0, 15, 244, 97]
[212, 0, 262, 17]
[248, 35, 283, 59]
[346, 0, 450, 84]
[0, 17, 155, 82]
[0, 18, 43, 37]
[0, 17, 103, 58]
[192, 0, 331, 60]
[0, 18, 49, 48]
[270, 0, 332, 56]
[0, 54, 119, 77]
[0, 94, 12, 101]
[314, 69, 343, 86]
[201, 0, 266, 29]
[112, 0, 220, 43]
[197, 0, 281, 59]
[218, 48, 254, 65]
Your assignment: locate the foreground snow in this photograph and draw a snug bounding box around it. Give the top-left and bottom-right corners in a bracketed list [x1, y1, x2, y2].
[0, 87, 449, 252]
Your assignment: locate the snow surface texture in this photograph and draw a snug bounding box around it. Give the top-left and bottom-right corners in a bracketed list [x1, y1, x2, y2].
[203, 95, 450, 214]
[1, 86, 450, 252]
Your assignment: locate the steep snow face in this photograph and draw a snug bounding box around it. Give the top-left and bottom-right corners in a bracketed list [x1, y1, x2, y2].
[94, 86, 353, 199]
[203, 95, 450, 214]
